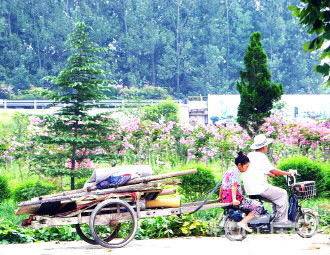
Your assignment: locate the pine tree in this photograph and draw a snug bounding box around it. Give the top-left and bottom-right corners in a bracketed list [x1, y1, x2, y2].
[237, 32, 283, 136]
[31, 22, 120, 190]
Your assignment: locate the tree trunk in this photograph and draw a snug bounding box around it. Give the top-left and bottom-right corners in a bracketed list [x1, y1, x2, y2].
[225, 0, 230, 85]
[66, 0, 70, 15]
[152, 45, 156, 85]
[70, 119, 79, 190]
[176, 0, 181, 94]
[36, 29, 42, 69]
[7, 13, 11, 35]
[122, 0, 128, 34]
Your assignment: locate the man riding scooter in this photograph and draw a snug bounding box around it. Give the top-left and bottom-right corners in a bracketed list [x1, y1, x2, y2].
[241, 134, 294, 227]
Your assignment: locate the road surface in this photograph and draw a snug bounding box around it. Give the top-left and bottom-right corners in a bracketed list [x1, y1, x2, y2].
[0, 234, 329, 255]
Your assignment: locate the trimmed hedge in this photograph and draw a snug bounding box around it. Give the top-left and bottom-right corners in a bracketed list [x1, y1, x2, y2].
[142, 99, 179, 123]
[273, 156, 329, 197]
[13, 180, 56, 202]
[179, 165, 217, 202]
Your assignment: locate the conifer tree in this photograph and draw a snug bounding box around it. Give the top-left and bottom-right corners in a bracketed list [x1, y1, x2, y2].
[31, 22, 119, 190]
[237, 32, 283, 136]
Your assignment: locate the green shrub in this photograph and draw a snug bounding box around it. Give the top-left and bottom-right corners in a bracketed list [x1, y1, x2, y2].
[136, 215, 211, 239]
[75, 178, 88, 189]
[11, 86, 54, 100]
[0, 220, 34, 244]
[0, 176, 11, 203]
[13, 180, 56, 202]
[0, 199, 26, 225]
[274, 156, 329, 197]
[142, 99, 179, 123]
[179, 165, 216, 201]
[121, 85, 169, 100]
[34, 226, 78, 242]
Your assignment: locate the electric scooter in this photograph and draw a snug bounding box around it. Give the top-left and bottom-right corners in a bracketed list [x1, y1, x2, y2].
[220, 170, 319, 241]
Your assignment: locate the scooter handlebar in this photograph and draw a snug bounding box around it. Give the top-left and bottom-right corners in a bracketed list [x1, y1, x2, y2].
[286, 169, 299, 186]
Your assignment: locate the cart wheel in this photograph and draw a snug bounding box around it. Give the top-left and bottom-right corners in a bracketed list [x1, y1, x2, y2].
[76, 223, 121, 245]
[89, 199, 138, 248]
[75, 224, 97, 245]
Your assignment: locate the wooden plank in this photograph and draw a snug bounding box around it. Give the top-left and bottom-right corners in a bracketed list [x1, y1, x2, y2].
[86, 169, 196, 191]
[158, 189, 176, 196]
[140, 201, 230, 218]
[21, 169, 193, 204]
[26, 201, 230, 228]
[18, 169, 195, 207]
[18, 184, 161, 207]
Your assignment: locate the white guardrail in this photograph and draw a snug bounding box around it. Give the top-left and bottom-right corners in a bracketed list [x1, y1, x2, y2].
[0, 99, 179, 109]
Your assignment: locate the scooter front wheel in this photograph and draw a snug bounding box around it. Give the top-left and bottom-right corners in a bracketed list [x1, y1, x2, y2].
[296, 210, 318, 238]
[224, 217, 247, 241]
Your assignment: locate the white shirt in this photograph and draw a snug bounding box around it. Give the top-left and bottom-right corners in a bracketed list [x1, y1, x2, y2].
[241, 151, 275, 195]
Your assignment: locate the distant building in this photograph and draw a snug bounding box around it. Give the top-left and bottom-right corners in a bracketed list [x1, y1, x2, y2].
[207, 94, 330, 122]
[180, 94, 330, 125]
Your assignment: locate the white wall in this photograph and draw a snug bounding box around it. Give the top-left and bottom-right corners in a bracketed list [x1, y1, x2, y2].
[207, 94, 330, 120]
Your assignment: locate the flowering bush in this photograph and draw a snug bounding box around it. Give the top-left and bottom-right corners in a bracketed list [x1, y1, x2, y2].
[261, 114, 330, 161]
[1, 110, 329, 182]
[178, 123, 251, 166]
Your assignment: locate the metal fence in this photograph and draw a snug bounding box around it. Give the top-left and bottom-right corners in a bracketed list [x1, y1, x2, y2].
[0, 99, 175, 109]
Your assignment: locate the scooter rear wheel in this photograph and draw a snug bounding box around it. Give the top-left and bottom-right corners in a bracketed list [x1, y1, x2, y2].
[224, 217, 247, 241]
[296, 210, 318, 238]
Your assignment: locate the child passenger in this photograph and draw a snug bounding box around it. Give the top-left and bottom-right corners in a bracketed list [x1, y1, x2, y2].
[219, 151, 263, 232]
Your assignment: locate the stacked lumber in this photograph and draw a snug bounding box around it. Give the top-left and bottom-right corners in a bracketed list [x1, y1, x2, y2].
[16, 169, 196, 216]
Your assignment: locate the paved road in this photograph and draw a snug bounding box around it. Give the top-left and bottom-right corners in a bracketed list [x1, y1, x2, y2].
[0, 234, 329, 255]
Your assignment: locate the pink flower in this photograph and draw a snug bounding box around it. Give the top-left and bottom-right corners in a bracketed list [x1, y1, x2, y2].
[311, 142, 318, 149]
[65, 158, 95, 169]
[30, 116, 43, 125]
[107, 134, 116, 141]
[163, 121, 176, 133]
[118, 149, 126, 155]
[123, 140, 134, 150]
[121, 117, 140, 132]
[179, 137, 194, 145]
[214, 133, 225, 140]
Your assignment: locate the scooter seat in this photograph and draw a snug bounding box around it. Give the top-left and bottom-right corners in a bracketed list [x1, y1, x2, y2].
[249, 195, 273, 203]
[223, 205, 252, 214]
[249, 195, 264, 200]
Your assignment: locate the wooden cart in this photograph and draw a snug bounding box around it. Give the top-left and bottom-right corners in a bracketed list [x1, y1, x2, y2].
[18, 169, 229, 249]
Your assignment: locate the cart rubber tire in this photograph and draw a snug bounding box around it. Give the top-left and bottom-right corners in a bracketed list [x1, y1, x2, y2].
[75, 224, 97, 245]
[89, 199, 138, 248]
[76, 223, 121, 245]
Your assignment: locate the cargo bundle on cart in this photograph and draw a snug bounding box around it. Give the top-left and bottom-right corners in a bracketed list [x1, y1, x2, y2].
[17, 165, 229, 248]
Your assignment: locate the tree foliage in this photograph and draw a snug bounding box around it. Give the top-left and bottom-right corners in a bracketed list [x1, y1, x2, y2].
[237, 32, 283, 136]
[0, 0, 323, 95]
[289, 0, 330, 87]
[142, 99, 179, 123]
[31, 22, 120, 189]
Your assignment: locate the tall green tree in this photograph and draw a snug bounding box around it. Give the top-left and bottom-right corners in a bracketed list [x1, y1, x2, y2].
[237, 32, 283, 136]
[31, 22, 119, 190]
[0, 0, 323, 95]
[289, 0, 330, 87]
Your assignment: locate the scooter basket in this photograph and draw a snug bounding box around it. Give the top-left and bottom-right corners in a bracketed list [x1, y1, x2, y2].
[293, 181, 316, 199]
